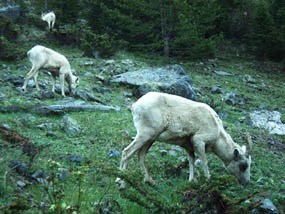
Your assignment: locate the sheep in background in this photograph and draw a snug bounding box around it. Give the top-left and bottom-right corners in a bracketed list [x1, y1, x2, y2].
[41, 11, 56, 31]
[116, 92, 252, 189]
[22, 45, 79, 97]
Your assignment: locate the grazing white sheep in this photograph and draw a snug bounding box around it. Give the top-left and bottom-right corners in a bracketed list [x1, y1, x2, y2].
[116, 92, 252, 188]
[41, 11, 56, 31]
[22, 45, 79, 96]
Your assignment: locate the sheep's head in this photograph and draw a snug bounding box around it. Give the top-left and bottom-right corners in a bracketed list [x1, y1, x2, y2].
[69, 75, 79, 94]
[41, 12, 46, 20]
[226, 146, 251, 185]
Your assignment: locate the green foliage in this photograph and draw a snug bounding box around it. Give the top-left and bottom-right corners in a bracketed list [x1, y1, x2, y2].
[0, 16, 19, 40]
[85, 0, 161, 52]
[217, 0, 285, 61]
[48, 0, 79, 24]
[29, 0, 79, 24]
[51, 23, 128, 57]
[0, 15, 25, 60]
[171, 0, 222, 59]
[80, 28, 128, 58]
[50, 23, 82, 45]
[3, 0, 285, 61]
[0, 47, 285, 213]
[83, 0, 222, 59]
[249, 1, 275, 58]
[0, 36, 25, 61]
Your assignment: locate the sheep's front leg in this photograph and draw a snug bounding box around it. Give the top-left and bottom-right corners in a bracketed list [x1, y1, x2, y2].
[33, 72, 40, 91]
[51, 74, 56, 93]
[51, 21, 55, 30]
[182, 144, 196, 182]
[193, 136, 210, 179]
[187, 150, 195, 182]
[59, 73, 65, 97]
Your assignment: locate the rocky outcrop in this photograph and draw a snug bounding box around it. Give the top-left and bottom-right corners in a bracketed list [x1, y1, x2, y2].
[111, 64, 196, 100]
[249, 110, 285, 135]
[0, 4, 21, 21]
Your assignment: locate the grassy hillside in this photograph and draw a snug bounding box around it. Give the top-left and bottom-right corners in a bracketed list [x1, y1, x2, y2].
[0, 47, 284, 213]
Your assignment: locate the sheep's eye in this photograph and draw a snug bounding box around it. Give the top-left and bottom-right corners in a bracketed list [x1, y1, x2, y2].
[239, 163, 248, 172]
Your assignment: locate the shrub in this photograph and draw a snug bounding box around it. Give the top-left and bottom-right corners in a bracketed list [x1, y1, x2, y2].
[0, 16, 20, 41]
[0, 36, 25, 60]
[50, 24, 81, 46]
[80, 28, 128, 58]
[0, 15, 25, 60]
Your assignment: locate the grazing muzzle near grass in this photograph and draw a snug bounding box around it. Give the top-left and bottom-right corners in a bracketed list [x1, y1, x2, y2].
[226, 150, 251, 185]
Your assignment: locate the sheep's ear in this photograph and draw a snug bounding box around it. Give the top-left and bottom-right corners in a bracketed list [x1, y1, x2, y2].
[233, 149, 240, 161]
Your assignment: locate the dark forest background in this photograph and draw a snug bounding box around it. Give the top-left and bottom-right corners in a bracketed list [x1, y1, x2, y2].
[1, 0, 285, 62]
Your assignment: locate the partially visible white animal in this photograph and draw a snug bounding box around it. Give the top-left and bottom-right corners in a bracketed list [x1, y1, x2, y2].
[41, 11, 56, 31]
[22, 45, 79, 97]
[116, 92, 252, 188]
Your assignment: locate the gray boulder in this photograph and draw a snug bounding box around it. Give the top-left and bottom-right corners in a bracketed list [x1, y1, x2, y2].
[259, 198, 278, 214]
[111, 64, 196, 100]
[249, 110, 285, 135]
[252, 198, 278, 214]
[0, 4, 21, 21]
[62, 115, 82, 137]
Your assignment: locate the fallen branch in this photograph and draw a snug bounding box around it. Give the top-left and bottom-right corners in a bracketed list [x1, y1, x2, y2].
[36, 102, 120, 115]
[0, 126, 42, 165]
[0, 102, 120, 115]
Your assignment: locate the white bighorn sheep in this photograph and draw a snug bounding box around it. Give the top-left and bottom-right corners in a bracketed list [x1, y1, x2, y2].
[116, 92, 252, 188]
[41, 11, 56, 31]
[22, 45, 79, 97]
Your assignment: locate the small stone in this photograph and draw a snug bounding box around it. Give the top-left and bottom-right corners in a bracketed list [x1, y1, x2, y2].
[63, 115, 82, 137]
[32, 169, 47, 179]
[213, 70, 232, 76]
[243, 74, 256, 83]
[169, 150, 177, 156]
[9, 160, 28, 175]
[67, 154, 83, 163]
[260, 198, 278, 214]
[160, 149, 168, 156]
[16, 180, 26, 188]
[108, 149, 120, 158]
[211, 86, 224, 94]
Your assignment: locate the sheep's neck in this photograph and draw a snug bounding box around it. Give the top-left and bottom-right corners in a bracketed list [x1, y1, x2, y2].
[213, 130, 236, 165]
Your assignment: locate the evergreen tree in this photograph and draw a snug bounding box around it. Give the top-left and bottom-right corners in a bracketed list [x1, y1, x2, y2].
[172, 0, 221, 59]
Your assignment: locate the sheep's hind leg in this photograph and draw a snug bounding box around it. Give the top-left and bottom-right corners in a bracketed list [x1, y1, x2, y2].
[22, 67, 39, 92]
[116, 133, 155, 189]
[138, 142, 154, 185]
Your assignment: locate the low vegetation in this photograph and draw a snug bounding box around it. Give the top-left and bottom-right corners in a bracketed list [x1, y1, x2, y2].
[0, 46, 284, 213]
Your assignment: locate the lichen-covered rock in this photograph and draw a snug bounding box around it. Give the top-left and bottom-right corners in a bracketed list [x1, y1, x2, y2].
[0, 4, 21, 21]
[249, 110, 285, 135]
[62, 115, 82, 137]
[111, 64, 196, 100]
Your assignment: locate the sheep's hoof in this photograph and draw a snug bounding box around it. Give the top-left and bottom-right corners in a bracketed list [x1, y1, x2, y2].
[115, 177, 126, 190]
[144, 177, 155, 186]
[189, 177, 198, 183]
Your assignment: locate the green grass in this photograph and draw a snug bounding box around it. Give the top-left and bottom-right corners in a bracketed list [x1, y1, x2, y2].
[0, 48, 284, 213]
